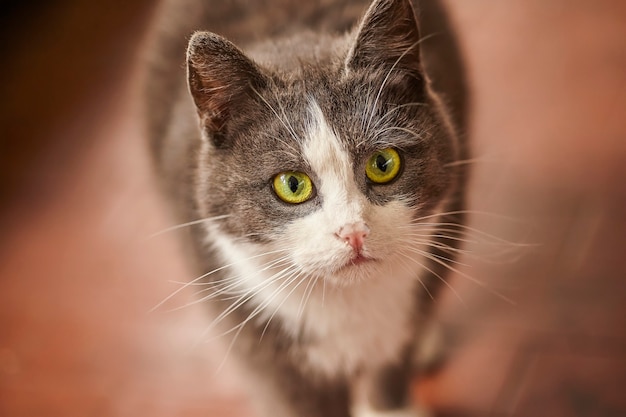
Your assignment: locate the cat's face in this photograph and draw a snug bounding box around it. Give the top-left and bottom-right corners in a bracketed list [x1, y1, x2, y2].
[187, 0, 459, 287]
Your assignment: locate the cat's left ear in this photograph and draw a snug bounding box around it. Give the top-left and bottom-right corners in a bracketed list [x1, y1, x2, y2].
[345, 0, 421, 77]
[187, 31, 267, 145]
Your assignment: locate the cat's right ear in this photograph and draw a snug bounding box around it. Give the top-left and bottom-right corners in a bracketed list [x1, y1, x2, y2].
[186, 32, 266, 145]
[345, 0, 422, 77]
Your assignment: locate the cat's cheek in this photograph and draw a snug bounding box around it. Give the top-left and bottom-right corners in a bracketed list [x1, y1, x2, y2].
[365, 202, 416, 253]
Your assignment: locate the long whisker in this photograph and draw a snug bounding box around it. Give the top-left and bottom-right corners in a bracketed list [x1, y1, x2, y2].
[403, 243, 515, 305]
[297, 274, 319, 320]
[372, 125, 426, 144]
[410, 209, 535, 238]
[397, 250, 465, 306]
[396, 255, 434, 301]
[370, 102, 428, 131]
[397, 237, 470, 267]
[169, 256, 294, 312]
[204, 264, 301, 340]
[259, 270, 310, 341]
[150, 248, 290, 312]
[212, 267, 306, 371]
[250, 84, 302, 147]
[147, 214, 231, 238]
[443, 157, 486, 168]
[403, 232, 478, 245]
[414, 222, 535, 248]
[211, 268, 304, 375]
[259, 131, 302, 161]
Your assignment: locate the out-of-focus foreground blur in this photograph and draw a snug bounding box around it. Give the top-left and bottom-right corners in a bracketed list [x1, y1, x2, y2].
[1, 1, 625, 416]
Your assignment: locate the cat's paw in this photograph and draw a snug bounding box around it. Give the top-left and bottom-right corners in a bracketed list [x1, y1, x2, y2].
[352, 404, 432, 417]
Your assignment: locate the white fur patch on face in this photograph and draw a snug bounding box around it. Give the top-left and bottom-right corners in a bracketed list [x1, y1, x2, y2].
[288, 99, 369, 277]
[283, 99, 427, 284]
[303, 99, 366, 226]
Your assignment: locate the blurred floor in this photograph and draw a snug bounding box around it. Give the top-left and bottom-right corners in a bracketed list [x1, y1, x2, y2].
[1, 1, 625, 416]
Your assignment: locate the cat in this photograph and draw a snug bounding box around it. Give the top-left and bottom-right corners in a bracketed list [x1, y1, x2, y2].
[144, 0, 468, 416]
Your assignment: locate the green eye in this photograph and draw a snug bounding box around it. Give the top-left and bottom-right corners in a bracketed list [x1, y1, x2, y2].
[273, 171, 314, 204]
[365, 148, 402, 184]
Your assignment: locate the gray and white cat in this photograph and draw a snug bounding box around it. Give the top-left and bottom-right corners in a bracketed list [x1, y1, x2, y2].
[145, 0, 468, 416]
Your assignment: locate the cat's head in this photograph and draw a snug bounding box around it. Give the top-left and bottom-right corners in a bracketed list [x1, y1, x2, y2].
[186, 0, 464, 286]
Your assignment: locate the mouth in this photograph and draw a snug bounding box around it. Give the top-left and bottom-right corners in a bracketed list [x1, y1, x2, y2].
[338, 253, 377, 271]
[323, 253, 382, 285]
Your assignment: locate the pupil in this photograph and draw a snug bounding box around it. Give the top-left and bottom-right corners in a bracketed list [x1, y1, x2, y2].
[376, 154, 388, 172]
[288, 176, 299, 193]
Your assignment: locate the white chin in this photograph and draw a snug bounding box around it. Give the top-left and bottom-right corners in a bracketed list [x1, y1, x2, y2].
[324, 260, 382, 287]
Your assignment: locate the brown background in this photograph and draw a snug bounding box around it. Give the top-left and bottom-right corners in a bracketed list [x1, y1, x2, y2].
[1, 1, 625, 416]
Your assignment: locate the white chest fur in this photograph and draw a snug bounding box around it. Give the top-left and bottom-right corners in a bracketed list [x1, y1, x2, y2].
[292, 267, 418, 377]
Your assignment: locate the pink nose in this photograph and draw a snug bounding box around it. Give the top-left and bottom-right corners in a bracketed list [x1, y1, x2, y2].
[336, 222, 370, 252]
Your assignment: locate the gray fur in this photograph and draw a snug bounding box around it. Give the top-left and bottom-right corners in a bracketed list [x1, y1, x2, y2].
[144, 0, 468, 415]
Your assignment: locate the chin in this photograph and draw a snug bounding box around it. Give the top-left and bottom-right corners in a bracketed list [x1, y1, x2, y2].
[323, 257, 383, 288]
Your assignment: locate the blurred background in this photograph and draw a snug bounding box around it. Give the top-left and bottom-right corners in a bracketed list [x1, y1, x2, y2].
[1, 1, 625, 416]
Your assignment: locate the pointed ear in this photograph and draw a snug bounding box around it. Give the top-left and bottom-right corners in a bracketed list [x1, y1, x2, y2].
[186, 32, 266, 141]
[346, 0, 421, 76]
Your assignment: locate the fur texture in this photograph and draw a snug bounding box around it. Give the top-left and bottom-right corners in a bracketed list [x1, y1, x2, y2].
[144, 0, 468, 415]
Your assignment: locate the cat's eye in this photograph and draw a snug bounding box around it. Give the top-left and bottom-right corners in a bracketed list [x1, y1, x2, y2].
[273, 171, 314, 204]
[365, 148, 402, 184]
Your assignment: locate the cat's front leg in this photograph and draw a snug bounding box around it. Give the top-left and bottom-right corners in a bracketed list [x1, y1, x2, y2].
[351, 360, 432, 417]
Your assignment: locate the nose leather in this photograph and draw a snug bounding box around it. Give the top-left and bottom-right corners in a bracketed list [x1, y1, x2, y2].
[336, 222, 370, 252]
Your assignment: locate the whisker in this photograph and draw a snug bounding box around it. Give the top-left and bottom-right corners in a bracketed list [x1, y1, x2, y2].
[203, 264, 302, 340]
[147, 214, 231, 238]
[397, 250, 465, 306]
[397, 238, 470, 267]
[443, 157, 486, 168]
[403, 244, 515, 305]
[372, 125, 426, 144]
[411, 209, 534, 234]
[396, 255, 434, 301]
[415, 222, 534, 247]
[259, 270, 310, 341]
[250, 84, 302, 147]
[169, 256, 294, 312]
[209, 266, 306, 374]
[370, 102, 428, 132]
[150, 248, 290, 312]
[210, 256, 294, 298]
[403, 232, 478, 245]
[211, 269, 305, 375]
[364, 33, 437, 137]
[297, 274, 319, 320]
